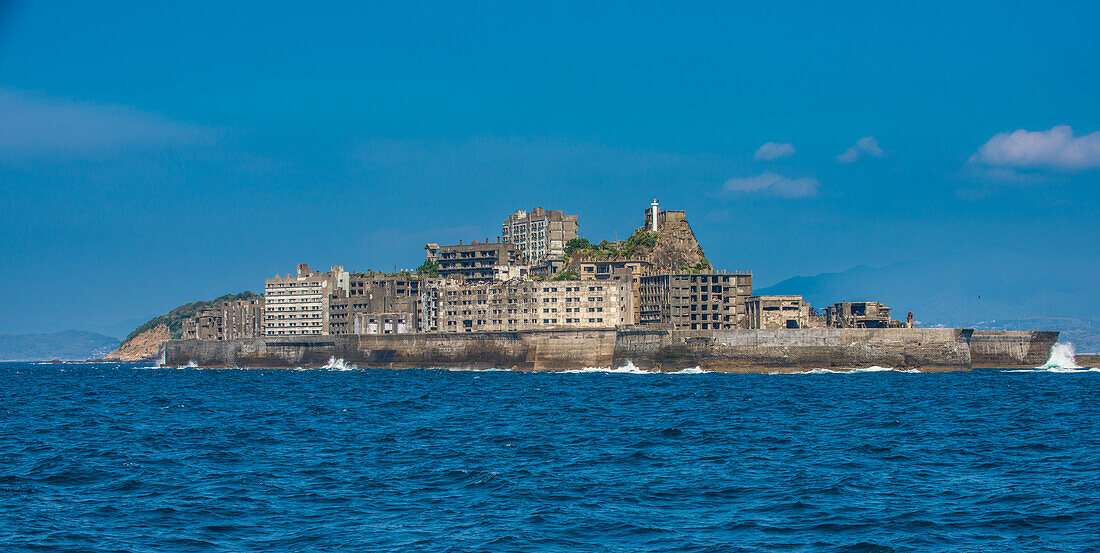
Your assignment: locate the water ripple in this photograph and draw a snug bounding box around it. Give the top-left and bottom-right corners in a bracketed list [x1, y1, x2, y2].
[0, 363, 1096, 551]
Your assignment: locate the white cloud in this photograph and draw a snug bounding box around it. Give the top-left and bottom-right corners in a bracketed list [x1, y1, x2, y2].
[0, 88, 217, 159]
[836, 136, 886, 163]
[969, 125, 1100, 172]
[753, 142, 796, 161]
[722, 172, 819, 198]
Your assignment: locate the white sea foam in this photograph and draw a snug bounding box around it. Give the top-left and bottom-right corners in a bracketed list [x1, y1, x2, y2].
[320, 357, 357, 371]
[671, 366, 707, 374]
[1038, 342, 1083, 371]
[778, 366, 920, 375]
[563, 360, 652, 374]
[559, 361, 709, 374]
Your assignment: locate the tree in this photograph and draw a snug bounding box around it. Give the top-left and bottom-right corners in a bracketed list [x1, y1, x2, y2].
[564, 237, 591, 256]
[416, 259, 440, 278]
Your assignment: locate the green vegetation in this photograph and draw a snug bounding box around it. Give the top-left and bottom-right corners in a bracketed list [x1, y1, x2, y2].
[415, 259, 440, 278]
[549, 270, 581, 281]
[621, 230, 658, 258]
[676, 260, 713, 273]
[563, 237, 591, 256]
[564, 230, 661, 261]
[122, 291, 260, 343]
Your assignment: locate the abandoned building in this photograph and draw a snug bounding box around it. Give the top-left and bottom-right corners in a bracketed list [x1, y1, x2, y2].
[826, 301, 900, 328]
[637, 272, 753, 330]
[501, 207, 579, 264]
[179, 203, 922, 342]
[263, 264, 349, 336]
[746, 295, 810, 329]
[436, 278, 633, 333]
[425, 240, 524, 283]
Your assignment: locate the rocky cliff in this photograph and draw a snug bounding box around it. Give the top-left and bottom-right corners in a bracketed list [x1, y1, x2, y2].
[102, 291, 260, 362]
[564, 210, 710, 273]
[633, 211, 709, 272]
[102, 324, 169, 362]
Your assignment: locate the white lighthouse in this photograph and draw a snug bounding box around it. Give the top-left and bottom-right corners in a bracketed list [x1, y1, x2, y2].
[650, 199, 659, 232]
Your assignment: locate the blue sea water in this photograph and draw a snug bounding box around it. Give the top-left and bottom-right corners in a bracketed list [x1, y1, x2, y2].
[1, 363, 1098, 552]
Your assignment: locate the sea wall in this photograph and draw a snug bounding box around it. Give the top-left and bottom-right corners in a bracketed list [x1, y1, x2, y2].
[614, 328, 974, 372]
[970, 330, 1060, 368]
[162, 327, 1025, 372]
[163, 330, 615, 371]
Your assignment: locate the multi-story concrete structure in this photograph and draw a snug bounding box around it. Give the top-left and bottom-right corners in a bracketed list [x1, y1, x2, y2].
[263, 264, 349, 336]
[182, 296, 265, 341]
[220, 296, 265, 340]
[436, 278, 633, 333]
[826, 301, 895, 328]
[578, 260, 653, 325]
[746, 295, 810, 329]
[637, 272, 753, 330]
[501, 207, 579, 264]
[425, 240, 523, 283]
[183, 309, 223, 340]
[329, 273, 424, 335]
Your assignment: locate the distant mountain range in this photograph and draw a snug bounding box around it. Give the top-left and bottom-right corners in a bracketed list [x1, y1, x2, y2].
[756, 244, 1100, 352]
[0, 330, 120, 361]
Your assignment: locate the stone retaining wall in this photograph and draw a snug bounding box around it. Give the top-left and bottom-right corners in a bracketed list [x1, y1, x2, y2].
[161, 326, 1051, 372]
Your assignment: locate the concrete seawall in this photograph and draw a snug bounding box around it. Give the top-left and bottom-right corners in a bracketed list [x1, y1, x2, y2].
[616, 328, 975, 372]
[161, 327, 1056, 372]
[970, 330, 1060, 368]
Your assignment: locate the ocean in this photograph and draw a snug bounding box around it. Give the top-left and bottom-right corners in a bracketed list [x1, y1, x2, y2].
[1, 362, 1097, 552]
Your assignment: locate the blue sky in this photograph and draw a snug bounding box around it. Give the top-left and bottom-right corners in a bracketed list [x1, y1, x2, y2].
[1, 1, 1098, 335]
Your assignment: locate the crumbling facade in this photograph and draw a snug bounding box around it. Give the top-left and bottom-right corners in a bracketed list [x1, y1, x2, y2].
[182, 297, 265, 341]
[177, 203, 927, 344]
[425, 240, 523, 282]
[436, 278, 633, 333]
[637, 272, 753, 330]
[501, 207, 579, 264]
[826, 301, 897, 328]
[330, 273, 423, 335]
[746, 295, 810, 329]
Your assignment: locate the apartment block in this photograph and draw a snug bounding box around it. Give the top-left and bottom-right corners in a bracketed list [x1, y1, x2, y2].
[424, 240, 523, 282]
[501, 207, 579, 264]
[637, 272, 753, 330]
[329, 273, 423, 335]
[263, 264, 349, 336]
[435, 278, 633, 333]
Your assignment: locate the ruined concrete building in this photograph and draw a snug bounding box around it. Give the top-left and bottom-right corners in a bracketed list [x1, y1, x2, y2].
[746, 295, 810, 329]
[827, 301, 899, 328]
[176, 202, 927, 343]
[263, 264, 349, 336]
[501, 207, 579, 264]
[182, 297, 265, 341]
[329, 273, 423, 335]
[425, 240, 524, 283]
[436, 278, 633, 333]
[637, 272, 753, 330]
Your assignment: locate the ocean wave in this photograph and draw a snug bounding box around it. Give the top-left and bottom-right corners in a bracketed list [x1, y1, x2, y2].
[561, 361, 651, 374]
[559, 361, 710, 374]
[1037, 342, 1085, 371]
[319, 357, 357, 371]
[777, 366, 920, 375]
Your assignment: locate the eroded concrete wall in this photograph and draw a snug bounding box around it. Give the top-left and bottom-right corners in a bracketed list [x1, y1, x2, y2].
[614, 328, 974, 373]
[971, 330, 1059, 368]
[163, 330, 616, 370]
